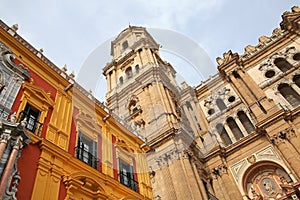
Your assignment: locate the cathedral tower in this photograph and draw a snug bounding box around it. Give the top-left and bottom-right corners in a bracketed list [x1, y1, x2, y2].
[103, 26, 209, 199]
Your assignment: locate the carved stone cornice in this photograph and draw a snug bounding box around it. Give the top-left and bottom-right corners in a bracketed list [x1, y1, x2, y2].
[280, 6, 300, 35]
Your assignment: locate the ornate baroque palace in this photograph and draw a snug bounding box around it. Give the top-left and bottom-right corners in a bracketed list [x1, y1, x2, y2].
[0, 6, 300, 200]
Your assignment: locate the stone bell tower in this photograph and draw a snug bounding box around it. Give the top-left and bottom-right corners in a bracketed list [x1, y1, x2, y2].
[103, 26, 209, 199]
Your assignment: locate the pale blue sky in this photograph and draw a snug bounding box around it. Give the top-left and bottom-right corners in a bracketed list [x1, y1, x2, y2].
[2, 0, 298, 100]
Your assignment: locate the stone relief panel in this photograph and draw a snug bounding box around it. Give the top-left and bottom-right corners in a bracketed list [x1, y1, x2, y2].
[248, 45, 300, 87]
[229, 145, 299, 199]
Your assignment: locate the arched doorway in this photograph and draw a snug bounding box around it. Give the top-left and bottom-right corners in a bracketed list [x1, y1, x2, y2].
[243, 161, 300, 200]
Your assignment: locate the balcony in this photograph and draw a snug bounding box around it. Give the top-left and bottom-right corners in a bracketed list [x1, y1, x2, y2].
[17, 111, 43, 136]
[75, 146, 98, 169]
[119, 171, 139, 192]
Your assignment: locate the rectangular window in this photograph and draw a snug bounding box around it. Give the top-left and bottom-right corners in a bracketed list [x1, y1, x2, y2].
[119, 158, 138, 192]
[19, 103, 42, 135]
[76, 132, 98, 169]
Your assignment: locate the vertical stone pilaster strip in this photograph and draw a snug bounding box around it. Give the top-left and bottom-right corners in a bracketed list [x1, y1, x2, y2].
[191, 161, 208, 200]
[286, 129, 300, 155]
[181, 154, 204, 199]
[220, 165, 243, 200]
[212, 175, 227, 200]
[272, 135, 300, 179]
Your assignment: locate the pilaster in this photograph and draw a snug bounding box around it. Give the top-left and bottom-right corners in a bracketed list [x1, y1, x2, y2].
[212, 163, 243, 200]
[270, 132, 300, 179]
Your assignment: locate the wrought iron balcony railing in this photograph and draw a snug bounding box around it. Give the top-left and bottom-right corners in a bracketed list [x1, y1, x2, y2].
[75, 146, 98, 170]
[17, 111, 43, 136]
[119, 171, 139, 192]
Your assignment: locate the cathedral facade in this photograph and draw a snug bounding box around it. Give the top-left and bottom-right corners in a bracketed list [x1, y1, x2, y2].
[0, 5, 299, 200]
[103, 6, 300, 200]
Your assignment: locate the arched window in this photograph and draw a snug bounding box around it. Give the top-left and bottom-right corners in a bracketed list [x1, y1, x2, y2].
[237, 111, 255, 134]
[278, 83, 300, 107]
[293, 74, 300, 88]
[216, 98, 227, 112]
[216, 123, 232, 146]
[227, 117, 243, 140]
[135, 65, 140, 74]
[274, 57, 293, 72]
[125, 67, 132, 79]
[119, 76, 123, 85]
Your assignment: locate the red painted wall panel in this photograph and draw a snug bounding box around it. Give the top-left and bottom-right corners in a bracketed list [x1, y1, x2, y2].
[16, 144, 40, 199]
[58, 180, 67, 200]
[112, 135, 118, 180]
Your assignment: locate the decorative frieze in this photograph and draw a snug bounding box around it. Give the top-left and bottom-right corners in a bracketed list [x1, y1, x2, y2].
[155, 149, 180, 168]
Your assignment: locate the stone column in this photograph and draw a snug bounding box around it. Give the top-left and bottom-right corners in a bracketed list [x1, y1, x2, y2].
[234, 116, 248, 136]
[224, 123, 237, 143]
[271, 134, 300, 179]
[291, 83, 300, 96]
[0, 137, 22, 199]
[0, 134, 10, 160]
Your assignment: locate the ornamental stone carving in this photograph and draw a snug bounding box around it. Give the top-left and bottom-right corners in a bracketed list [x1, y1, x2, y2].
[211, 163, 228, 178]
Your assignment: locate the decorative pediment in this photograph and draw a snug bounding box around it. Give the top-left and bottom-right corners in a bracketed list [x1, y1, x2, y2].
[63, 172, 107, 198]
[115, 139, 134, 153]
[76, 111, 101, 139]
[22, 81, 54, 108]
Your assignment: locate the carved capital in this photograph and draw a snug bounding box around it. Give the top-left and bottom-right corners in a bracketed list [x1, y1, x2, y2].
[11, 136, 23, 150]
[270, 134, 285, 146]
[286, 128, 297, 140]
[211, 163, 228, 177]
[182, 150, 193, 160]
[155, 149, 180, 168]
[0, 133, 10, 143]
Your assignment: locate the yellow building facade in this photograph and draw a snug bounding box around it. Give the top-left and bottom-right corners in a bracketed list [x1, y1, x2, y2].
[0, 19, 153, 200]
